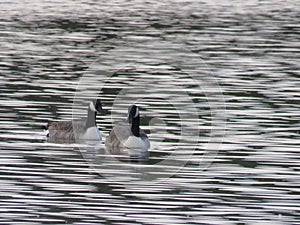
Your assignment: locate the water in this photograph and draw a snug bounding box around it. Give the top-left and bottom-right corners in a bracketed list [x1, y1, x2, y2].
[0, 0, 300, 224]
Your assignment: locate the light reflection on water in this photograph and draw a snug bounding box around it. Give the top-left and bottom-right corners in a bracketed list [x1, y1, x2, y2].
[0, 0, 300, 224]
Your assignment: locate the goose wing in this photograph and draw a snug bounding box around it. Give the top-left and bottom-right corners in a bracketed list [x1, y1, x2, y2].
[47, 120, 86, 140]
[105, 125, 131, 148]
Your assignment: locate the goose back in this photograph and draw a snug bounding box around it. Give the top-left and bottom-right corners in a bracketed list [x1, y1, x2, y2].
[46, 120, 87, 141]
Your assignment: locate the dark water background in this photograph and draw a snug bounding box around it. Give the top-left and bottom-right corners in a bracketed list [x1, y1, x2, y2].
[0, 0, 299, 224]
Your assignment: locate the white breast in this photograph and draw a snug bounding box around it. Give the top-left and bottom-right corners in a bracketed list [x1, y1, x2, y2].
[83, 127, 102, 141]
[123, 136, 149, 150]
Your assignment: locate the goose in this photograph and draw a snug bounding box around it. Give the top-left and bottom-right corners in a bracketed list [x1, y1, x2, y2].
[105, 105, 150, 155]
[45, 99, 107, 141]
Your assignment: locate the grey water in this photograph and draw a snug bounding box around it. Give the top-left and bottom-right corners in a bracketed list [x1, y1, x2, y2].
[0, 0, 300, 224]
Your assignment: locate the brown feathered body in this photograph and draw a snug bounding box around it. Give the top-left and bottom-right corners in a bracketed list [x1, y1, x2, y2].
[46, 120, 87, 141]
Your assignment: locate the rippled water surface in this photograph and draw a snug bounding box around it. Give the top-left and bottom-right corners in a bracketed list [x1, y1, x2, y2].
[0, 0, 300, 224]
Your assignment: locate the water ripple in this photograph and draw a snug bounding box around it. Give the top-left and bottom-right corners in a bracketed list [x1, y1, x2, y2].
[0, 0, 299, 224]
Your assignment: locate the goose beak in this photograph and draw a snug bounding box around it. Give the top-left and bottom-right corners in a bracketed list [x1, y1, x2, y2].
[99, 108, 109, 114]
[95, 103, 108, 114]
[96, 104, 108, 114]
[94, 99, 108, 114]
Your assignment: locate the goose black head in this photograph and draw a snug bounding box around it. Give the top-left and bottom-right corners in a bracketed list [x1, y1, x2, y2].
[127, 105, 139, 123]
[90, 99, 108, 114]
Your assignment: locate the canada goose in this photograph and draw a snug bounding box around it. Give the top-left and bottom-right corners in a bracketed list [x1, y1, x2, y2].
[45, 99, 107, 141]
[105, 105, 150, 155]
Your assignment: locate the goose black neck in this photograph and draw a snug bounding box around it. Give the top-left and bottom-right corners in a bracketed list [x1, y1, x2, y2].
[131, 115, 140, 137]
[86, 107, 97, 128]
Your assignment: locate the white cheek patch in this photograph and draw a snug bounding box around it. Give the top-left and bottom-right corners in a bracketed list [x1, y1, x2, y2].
[134, 107, 139, 118]
[89, 102, 97, 112]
